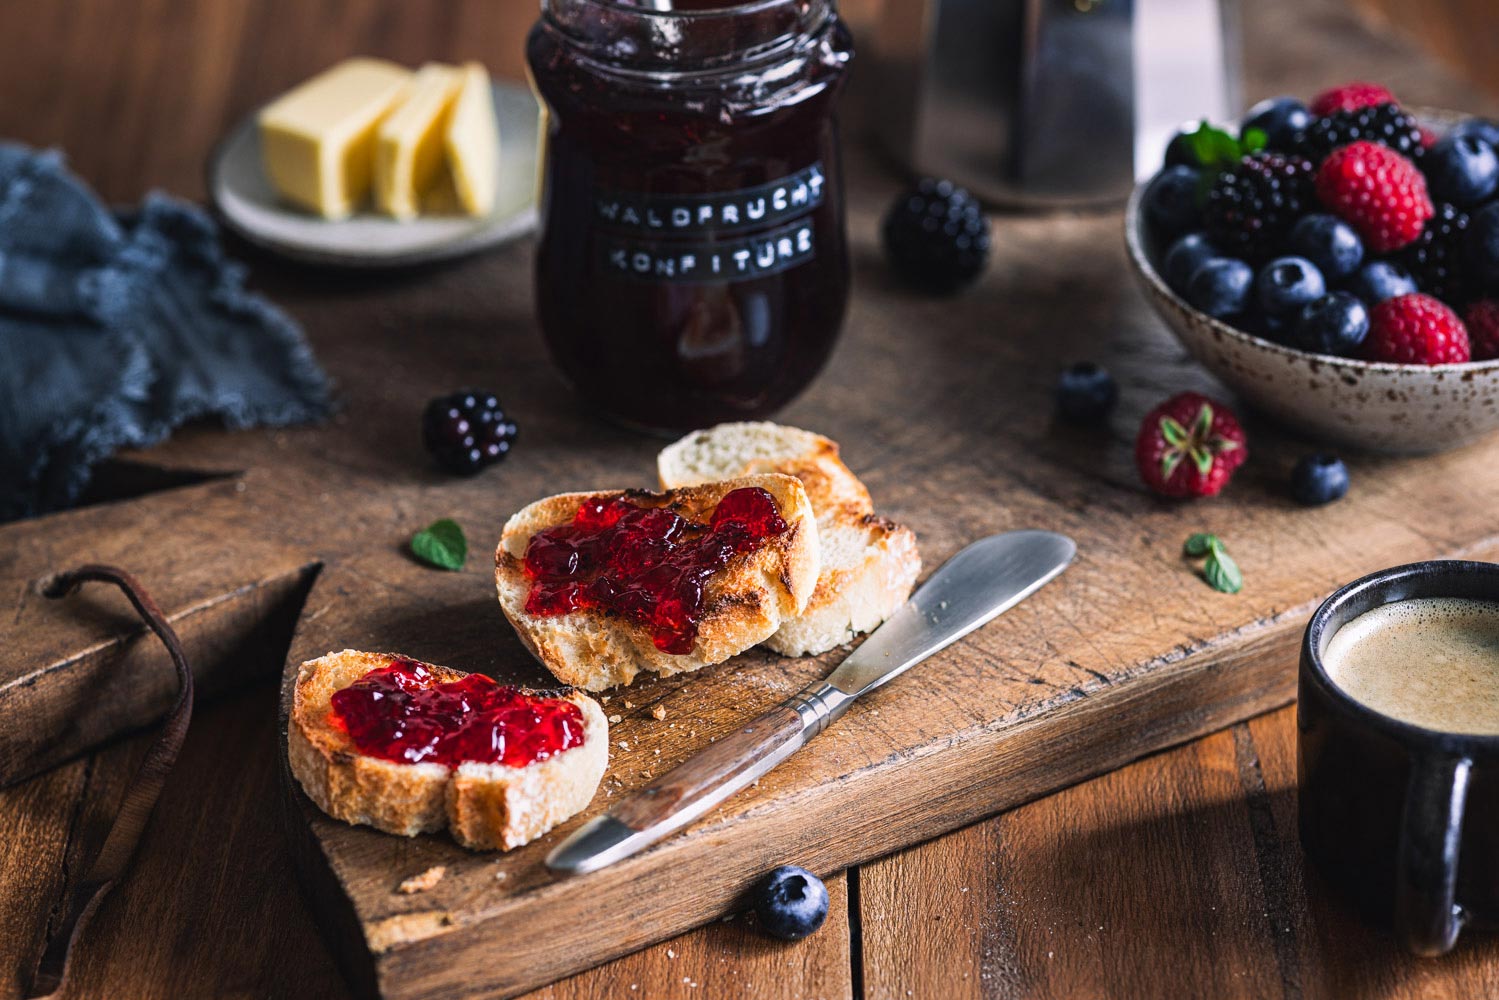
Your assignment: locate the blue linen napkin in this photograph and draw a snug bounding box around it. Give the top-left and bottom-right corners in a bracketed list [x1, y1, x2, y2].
[0, 143, 332, 520]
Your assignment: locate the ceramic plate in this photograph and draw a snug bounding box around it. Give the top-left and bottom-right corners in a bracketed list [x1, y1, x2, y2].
[209, 81, 539, 268]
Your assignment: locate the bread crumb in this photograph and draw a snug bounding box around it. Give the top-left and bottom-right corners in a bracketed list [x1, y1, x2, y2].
[602, 696, 611, 703]
[495, 870, 508, 881]
[608, 714, 623, 724]
[651, 704, 667, 720]
[617, 740, 630, 750]
[624, 700, 635, 709]
[667, 949, 677, 959]
[397, 865, 446, 894]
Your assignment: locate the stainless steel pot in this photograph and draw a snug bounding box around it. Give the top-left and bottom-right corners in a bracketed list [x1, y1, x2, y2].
[872, 0, 1240, 208]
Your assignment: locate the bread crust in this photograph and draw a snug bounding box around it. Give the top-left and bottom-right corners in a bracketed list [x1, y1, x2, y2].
[494, 475, 819, 690]
[288, 649, 607, 850]
[658, 423, 921, 656]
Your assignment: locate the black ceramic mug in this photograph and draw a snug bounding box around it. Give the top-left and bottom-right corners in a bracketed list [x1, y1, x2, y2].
[1299, 560, 1499, 956]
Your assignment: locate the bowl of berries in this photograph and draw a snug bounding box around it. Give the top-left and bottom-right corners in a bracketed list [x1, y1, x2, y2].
[1126, 81, 1499, 454]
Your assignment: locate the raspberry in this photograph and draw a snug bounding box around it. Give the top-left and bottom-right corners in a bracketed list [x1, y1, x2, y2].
[1134, 392, 1248, 499]
[1395, 203, 1471, 305]
[1310, 82, 1398, 116]
[1288, 103, 1424, 166]
[1203, 152, 1316, 261]
[1315, 142, 1433, 253]
[1364, 293, 1470, 364]
[1464, 300, 1499, 360]
[421, 389, 518, 475]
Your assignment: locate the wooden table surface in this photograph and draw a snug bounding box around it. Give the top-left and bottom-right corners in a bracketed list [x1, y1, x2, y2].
[5, 1, 1499, 998]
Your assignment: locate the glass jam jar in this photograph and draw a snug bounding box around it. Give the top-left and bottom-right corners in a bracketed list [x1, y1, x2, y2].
[527, 0, 854, 433]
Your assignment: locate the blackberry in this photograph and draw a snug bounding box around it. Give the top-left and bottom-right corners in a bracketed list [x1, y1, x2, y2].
[1202, 152, 1315, 262]
[882, 177, 991, 293]
[1395, 203, 1471, 305]
[1288, 103, 1424, 166]
[422, 389, 518, 476]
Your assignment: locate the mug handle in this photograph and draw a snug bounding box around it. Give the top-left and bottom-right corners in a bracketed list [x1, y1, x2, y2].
[1395, 753, 1473, 956]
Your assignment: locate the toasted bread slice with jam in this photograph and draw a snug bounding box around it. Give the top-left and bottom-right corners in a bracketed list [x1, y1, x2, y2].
[289, 650, 607, 851]
[659, 423, 920, 656]
[495, 474, 819, 690]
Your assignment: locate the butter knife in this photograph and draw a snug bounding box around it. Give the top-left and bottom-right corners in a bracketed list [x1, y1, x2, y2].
[546, 529, 1076, 875]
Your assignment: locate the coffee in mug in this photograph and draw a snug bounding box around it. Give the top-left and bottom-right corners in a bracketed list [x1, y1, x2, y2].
[1322, 596, 1499, 735]
[1300, 561, 1499, 957]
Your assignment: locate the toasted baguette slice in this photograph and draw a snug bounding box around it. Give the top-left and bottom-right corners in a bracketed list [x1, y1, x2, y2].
[289, 650, 607, 851]
[495, 474, 819, 690]
[659, 423, 920, 656]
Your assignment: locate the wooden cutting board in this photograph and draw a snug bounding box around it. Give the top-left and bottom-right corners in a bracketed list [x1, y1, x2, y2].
[7, 110, 1499, 1000]
[262, 161, 1499, 996]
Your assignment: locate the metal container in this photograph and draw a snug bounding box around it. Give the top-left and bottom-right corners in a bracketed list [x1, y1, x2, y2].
[873, 0, 1240, 208]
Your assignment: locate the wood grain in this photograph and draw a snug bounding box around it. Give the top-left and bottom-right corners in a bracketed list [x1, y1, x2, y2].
[1349, 0, 1499, 100]
[4, 0, 1499, 998]
[523, 872, 852, 1000]
[857, 708, 1499, 999]
[609, 703, 806, 832]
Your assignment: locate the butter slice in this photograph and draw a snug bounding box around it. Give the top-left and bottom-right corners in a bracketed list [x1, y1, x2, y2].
[375, 64, 462, 220]
[258, 57, 412, 219]
[444, 63, 501, 217]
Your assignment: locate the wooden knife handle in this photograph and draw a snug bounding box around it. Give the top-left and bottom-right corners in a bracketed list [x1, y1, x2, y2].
[610, 703, 807, 831]
[546, 681, 853, 874]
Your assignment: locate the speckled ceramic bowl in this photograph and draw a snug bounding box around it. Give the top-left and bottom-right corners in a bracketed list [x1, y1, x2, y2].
[1124, 118, 1499, 455]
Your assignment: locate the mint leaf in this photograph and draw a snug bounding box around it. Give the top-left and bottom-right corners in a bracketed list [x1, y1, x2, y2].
[1186, 121, 1218, 167]
[1183, 532, 1217, 557]
[411, 518, 467, 571]
[1204, 547, 1244, 594]
[1182, 122, 1254, 171]
[1183, 533, 1242, 593]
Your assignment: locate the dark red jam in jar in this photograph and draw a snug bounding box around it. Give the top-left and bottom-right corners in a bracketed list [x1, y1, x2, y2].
[329, 659, 585, 767]
[527, 0, 854, 432]
[522, 487, 789, 653]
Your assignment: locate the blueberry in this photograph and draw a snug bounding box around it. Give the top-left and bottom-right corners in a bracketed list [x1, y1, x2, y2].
[1239, 306, 1289, 343]
[1449, 118, 1499, 152]
[1056, 362, 1119, 424]
[1424, 134, 1499, 206]
[1347, 260, 1418, 305]
[1163, 232, 1216, 293]
[751, 866, 829, 941]
[1164, 130, 1199, 169]
[1288, 214, 1364, 281]
[1468, 203, 1499, 289]
[1290, 454, 1350, 506]
[1256, 256, 1326, 317]
[1292, 292, 1369, 356]
[1143, 165, 1202, 240]
[1187, 257, 1254, 318]
[1240, 96, 1311, 149]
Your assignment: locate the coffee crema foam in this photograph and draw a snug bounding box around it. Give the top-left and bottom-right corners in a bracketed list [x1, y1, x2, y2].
[1323, 597, 1499, 735]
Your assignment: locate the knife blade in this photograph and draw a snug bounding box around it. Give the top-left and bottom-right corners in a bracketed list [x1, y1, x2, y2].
[545, 530, 1076, 876]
